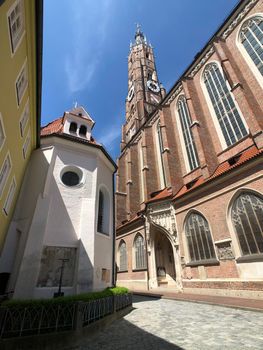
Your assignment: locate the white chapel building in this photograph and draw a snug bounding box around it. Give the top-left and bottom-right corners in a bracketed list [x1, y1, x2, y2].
[0, 106, 116, 299]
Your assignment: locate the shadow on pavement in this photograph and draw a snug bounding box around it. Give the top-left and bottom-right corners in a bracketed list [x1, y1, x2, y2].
[62, 318, 184, 350]
[132, 294, 161, 304]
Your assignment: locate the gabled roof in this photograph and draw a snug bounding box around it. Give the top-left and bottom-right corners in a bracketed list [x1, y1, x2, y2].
[67, 106, 95, 127]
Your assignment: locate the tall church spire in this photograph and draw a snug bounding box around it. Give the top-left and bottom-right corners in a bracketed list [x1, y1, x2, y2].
[121, 25, 165, 149]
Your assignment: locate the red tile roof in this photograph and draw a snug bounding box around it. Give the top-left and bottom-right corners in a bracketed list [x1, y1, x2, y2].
[174, 145, 263, 199]
[41, 117, 64, 136]
[117, 214, 143, 230]
[117, 145, 262, 230]
[146, 187, 173, 204]
[40, 117, 97, 144]
[210, 145, 261, 179]
[174, 176, 205, 198]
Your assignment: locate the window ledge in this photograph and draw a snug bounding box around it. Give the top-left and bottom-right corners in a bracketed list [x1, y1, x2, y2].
[236, 254, 263, 263]
[118, 270, 128, 273]
[132, 268, 147, 272]
[97, 231, 110, 238]
[185, 259, 219, 267]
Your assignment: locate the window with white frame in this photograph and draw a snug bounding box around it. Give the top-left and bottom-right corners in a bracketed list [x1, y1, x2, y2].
[231, 192, 263, 256]
[0, 113, 6, 149]
[203, 62, 248, 147]
[239, 16, 263, 76]
[19, 100, 29, 137]
[185, 212, 216, 263]
[134, 234, 146, 269]
[156, 121, 166, 188]
[22, 131, 30, 159]
[0, 154, 12, 198]
[119, 240, 127, 271]
[16, 62, 28, 106]
[3, 177, 16, 216]
[177, 96, 199, 171]
[7, 0, 24, 53]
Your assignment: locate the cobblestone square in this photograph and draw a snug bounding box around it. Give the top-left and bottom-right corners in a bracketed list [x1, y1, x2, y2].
[66, 295, 263, 350]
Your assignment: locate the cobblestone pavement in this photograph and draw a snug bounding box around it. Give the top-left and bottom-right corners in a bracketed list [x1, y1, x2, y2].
[65, 295, 263, 350]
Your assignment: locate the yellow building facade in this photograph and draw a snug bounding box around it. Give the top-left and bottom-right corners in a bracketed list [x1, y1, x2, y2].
[0, 0, 42, 254]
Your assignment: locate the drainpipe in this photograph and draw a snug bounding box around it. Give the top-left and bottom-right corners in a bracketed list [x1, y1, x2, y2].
[112, 171, 116, 288]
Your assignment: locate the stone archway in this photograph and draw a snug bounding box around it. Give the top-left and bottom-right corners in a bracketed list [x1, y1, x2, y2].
[145, 201, 182, 290]
[155, 230, 176, 280]
[153, 227, 176, 287]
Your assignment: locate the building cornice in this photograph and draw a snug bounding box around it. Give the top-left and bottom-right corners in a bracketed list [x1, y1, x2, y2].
[41, 133, 117, 171]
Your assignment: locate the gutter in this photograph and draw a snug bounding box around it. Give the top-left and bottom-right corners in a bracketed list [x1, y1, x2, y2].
[112, 169, 117, 287]
[35, 0, 43, 148]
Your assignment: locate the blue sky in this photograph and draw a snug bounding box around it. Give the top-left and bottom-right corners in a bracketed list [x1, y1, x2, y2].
[41, 0, 239, 160]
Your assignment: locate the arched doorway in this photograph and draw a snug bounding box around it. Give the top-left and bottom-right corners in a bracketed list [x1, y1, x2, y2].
[154, 229, 176, 286]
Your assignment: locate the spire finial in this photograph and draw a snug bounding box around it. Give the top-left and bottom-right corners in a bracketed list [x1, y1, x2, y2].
[134, 23, 146, 45]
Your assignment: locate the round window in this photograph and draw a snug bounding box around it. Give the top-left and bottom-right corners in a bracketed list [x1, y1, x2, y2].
[61, 171, 80, 187]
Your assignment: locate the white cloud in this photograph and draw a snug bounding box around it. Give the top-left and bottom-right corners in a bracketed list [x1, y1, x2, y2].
[64, 0, 113, 93]
[97, 126, 121, 150]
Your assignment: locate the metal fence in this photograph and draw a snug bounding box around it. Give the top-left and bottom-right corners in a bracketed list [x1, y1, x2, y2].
[0, 293, 132, 339]
[115, 293, 133, 311]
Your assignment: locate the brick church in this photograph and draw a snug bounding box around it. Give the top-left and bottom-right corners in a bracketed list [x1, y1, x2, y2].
[115, 0, 263, 298]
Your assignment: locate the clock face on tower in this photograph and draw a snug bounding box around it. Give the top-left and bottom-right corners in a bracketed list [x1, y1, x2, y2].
[127, 85, 135, 102]
[147, 80, 160, 93]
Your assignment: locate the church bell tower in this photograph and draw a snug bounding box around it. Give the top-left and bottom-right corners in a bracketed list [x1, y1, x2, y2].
[121, 25, 165, 149]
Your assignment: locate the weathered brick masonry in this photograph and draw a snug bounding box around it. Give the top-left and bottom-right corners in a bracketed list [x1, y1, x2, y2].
[116, 0, 263, 298]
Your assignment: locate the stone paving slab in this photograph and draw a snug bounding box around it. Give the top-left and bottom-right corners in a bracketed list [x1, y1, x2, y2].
[133, 289, 263, 312]
[64, 295, 263, 350]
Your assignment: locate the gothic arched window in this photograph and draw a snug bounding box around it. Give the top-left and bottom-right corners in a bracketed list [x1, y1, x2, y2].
[97, 189, 110, 235]
[134, 234, 146, 269]
[177, 96, 199, 171]
[119, 240, 127, 271]
[203, 62, 248, 147]
[185, 212, 216, 262]
[231, 192, 263, 256]
[69, 122, 77, 134]
[156, 121, 166, 188]
[239, 16, 263, 76]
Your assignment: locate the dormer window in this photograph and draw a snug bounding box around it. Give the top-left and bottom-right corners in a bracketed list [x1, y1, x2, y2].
[69, 122, 77, 134]
[79, 125, 87, 137]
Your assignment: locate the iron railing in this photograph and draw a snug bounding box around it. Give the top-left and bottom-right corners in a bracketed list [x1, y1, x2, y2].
[115, 293, 133, 311]
[0, 293, 132, 339]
